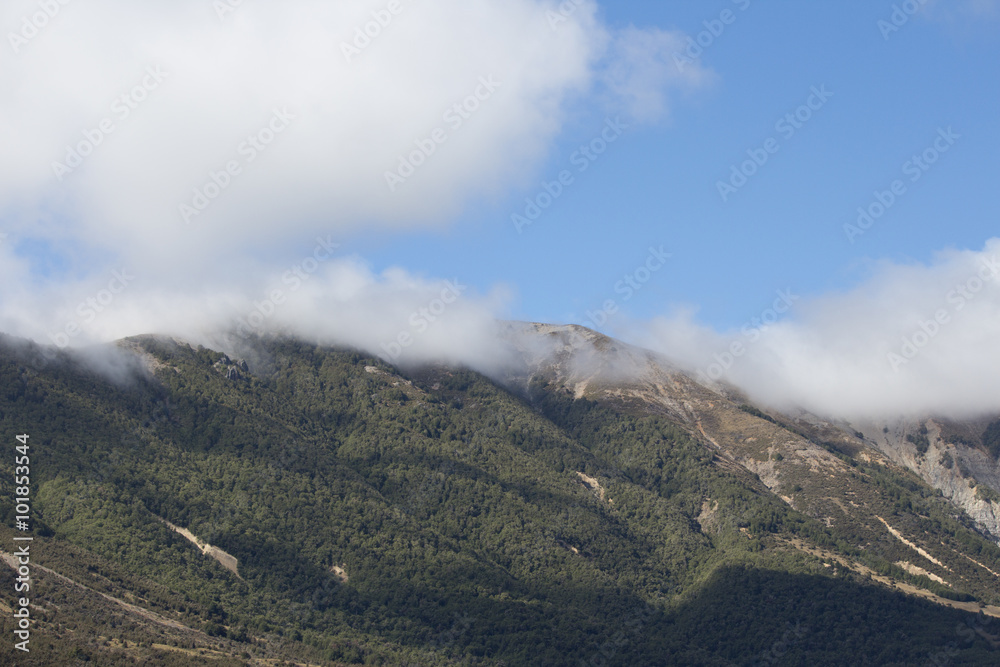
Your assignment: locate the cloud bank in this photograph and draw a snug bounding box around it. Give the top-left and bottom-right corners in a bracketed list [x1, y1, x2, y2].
[0, 0, 703, 270]
[629, 239, 1000, 421]
[0, 0, 705, 374]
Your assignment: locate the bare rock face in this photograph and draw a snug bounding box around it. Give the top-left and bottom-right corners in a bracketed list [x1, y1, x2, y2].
[850, 417, 1000, 542]
[214, 356, 249, 381]
[154, 516, 241, 579]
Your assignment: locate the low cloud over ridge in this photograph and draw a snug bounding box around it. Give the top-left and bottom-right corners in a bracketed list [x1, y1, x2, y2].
[3, 2, 996, 423]
[629, 239, 1000, 421]
[1, 0, 705, 378]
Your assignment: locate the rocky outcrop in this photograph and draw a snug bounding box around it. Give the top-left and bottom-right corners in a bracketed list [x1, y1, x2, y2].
[154, 516, 241, 578]
[214, 355, 250, 381]
[853, 417, 1000, 542]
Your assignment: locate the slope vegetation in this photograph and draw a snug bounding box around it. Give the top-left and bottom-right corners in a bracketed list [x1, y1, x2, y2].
[0, 333, 998, 665]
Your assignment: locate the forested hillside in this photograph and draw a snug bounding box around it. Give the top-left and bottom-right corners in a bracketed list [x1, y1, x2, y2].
[1, 333, 998, 665]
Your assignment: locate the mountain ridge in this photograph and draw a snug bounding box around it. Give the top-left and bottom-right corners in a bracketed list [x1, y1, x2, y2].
[2, 326, 1000, 664]
[494, 322, 1000, 543]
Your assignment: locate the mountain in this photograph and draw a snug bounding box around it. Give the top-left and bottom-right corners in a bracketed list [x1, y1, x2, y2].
[851, 415, 1000, 540]
[1, 326, 999, 665]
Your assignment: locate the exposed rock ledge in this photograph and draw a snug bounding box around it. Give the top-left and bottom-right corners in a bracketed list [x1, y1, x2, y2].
[155, 516, 241, 578]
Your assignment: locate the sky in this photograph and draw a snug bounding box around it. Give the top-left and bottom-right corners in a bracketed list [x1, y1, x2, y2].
[1, 0, 999, 420]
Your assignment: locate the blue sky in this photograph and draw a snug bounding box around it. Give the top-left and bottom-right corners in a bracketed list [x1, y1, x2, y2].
[354, 1, 1000, 331]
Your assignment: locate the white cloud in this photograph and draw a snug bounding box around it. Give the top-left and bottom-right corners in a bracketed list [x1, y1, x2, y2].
[0, 0, 708, 372]
[597, 25, 713, 124]
[0, 244, 516, 373]
[0, 0, 705, 273]
[629, 239, 1000, 420]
